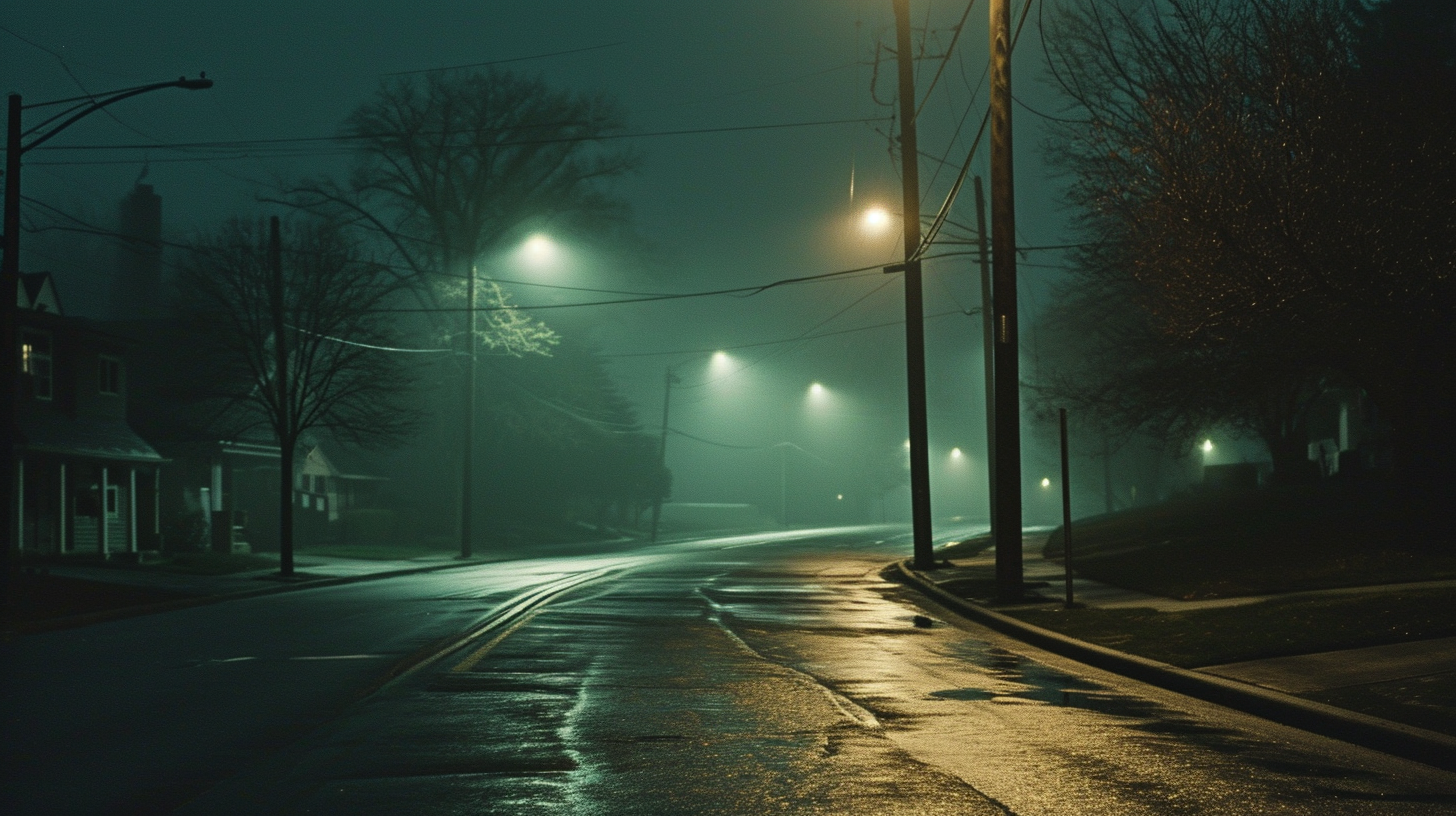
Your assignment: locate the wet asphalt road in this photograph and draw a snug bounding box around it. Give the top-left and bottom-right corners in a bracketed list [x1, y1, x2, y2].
[6, 527, 1456, 815]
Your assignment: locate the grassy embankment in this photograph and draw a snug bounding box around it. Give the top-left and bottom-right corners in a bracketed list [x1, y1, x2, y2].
[934, 481, 1456, 733]
[939, 481, 1456, 668]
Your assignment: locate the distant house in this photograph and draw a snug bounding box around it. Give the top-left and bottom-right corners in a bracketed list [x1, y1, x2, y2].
[294, 444, 391, 547]
[13, 273, 166, 556]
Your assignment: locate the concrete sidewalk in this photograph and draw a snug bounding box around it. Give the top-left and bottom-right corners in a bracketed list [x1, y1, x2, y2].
[938, 534, 1456, 693]
[901, 534, 1456, 771]
[36, 552, 482, 597]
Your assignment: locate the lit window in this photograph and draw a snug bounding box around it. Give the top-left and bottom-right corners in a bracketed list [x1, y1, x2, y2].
[300, 494, 311, 509]
[21, 331, 53, 401]
[99, 357, 121, 395]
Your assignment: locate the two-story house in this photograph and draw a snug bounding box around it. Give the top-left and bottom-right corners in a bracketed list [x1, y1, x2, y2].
[14, 273, 165, 556]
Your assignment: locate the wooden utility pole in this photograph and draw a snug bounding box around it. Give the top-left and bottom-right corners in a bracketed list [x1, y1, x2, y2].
[2, 95, 22, 607]
[460, 266, 477, 559]
[269, 216, 295, 576]
[990, 0, 1024, 602]
[974, 177, 997, 552]
[892, 0, 936, 570]
[649, 367, 676, 543]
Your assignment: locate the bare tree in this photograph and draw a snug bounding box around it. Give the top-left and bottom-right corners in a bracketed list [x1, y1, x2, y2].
[1039, 0, 1456, 478]
[283, 68, 636, 337]
[178, 217, 419, 574]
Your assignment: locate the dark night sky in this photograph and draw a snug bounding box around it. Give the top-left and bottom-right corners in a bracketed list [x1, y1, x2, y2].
[5, 1, 1079, 523]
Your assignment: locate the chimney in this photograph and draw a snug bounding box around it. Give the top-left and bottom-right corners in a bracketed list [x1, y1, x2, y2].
[113, 183, 164, 319]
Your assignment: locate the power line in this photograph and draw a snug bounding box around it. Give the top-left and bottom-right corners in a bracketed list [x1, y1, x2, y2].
[362, 262, 896, 314]
[602, 309, 963, 360]
[25, 116, 893, 155]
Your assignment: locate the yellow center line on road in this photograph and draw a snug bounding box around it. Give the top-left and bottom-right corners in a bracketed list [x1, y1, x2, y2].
[450, 609, 544, 673]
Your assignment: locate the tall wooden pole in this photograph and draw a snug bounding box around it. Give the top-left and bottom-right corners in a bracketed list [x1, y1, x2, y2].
[649, 367, 674, 543]
[990, 0, 1024, 601]
[2, 95, 22, 606]
[460, 266, 476, 559]
[269, 216, 294, 576]
[974, 177, 997, 550]
[893, 0, 936, 570]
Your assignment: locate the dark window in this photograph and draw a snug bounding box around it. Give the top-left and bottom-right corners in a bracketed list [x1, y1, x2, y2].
[99, 357, 121, 395]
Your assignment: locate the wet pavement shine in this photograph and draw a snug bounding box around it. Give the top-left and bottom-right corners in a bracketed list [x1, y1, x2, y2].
[160, 529, 1456, 815]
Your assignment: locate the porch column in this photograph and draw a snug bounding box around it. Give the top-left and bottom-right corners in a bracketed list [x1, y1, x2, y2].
[59, 462, 67, 553]
[100, 466, 109, 555]
[129, 468, 138, 553]
[153, 468, 160, 537]
[15, 457, 23, 551]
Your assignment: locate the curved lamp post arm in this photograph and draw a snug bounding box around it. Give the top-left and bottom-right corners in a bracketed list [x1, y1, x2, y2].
[20, 76, 213, 154]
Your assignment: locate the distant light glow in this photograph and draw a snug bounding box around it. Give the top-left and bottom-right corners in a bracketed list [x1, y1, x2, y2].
[950, 447, 963, 459]
[1041, 477, 1051, 488]
[709, 350, 733, 376]
[1201, 439, 1214, 454]
[861, 206, 892, 234]
[836, 494, 844, 501]
[809, 382, 825, 397]
[903, 439, 912, 450]
[519, 233, 560, 268]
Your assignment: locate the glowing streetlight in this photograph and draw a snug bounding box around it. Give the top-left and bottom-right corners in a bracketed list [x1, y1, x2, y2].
[1201, 439, 1214, 454]
[1040, 477, 1052, 488]
[861, 206, 892, 234]
[950, 447, 964, 460]
[709, 350, 733, 376]
[808, 382, 826, 398]
[517, 233, 561, 269]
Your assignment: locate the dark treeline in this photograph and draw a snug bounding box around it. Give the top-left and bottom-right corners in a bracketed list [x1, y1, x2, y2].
[1034, 0, 1456, 482]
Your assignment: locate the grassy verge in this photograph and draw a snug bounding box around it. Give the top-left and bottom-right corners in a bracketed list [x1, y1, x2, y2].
[1043, 481, 1456, 599]
[3, 572, 192, 628]
[1005, 587, 1456, 668]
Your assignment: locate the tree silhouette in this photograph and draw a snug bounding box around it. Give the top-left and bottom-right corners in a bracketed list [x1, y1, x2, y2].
[178, 217, 419, 573]
[1038, 0, 1456, 478]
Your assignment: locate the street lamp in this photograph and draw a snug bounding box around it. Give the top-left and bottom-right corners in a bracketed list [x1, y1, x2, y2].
[861, 206, 892, 235]
[3, 75, 213, 601]
[516, 233, 561, 270]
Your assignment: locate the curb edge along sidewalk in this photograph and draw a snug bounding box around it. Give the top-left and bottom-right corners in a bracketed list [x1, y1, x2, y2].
[4, 558, 493, 638]
[894, 560, 1456, 775]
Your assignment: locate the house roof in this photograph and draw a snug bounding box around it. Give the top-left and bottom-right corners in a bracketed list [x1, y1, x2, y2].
[17, 272, 64, 315]
[16, 413, 166, 464]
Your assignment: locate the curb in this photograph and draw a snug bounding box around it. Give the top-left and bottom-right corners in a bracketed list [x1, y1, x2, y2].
[4, 558, 497, 637]
[893, 560, 1456, 774]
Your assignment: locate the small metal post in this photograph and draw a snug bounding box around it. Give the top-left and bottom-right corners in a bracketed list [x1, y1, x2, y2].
[1060, 408, 1074, 608]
